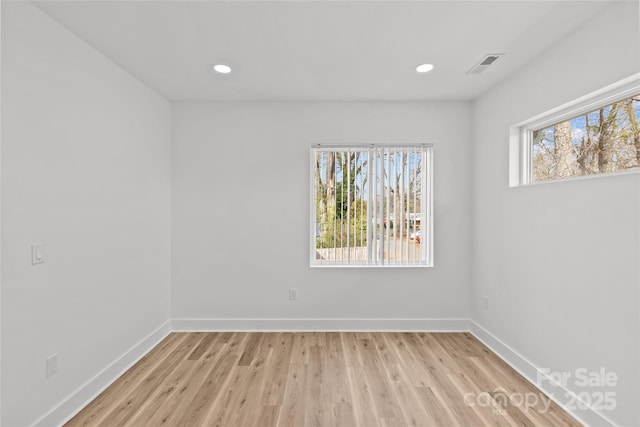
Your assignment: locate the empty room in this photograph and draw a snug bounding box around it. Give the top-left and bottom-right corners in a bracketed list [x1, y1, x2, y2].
[2, 0, 639, 426]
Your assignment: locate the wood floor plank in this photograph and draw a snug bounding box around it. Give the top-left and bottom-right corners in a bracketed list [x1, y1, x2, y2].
[65, 332, 582, 427]
[253, 405, 279, 427]
[177, 353, 238, 427]
[276, 363, 307, 427]
[334, 401, 357, 427]
[399, 333, 449, 381]
[469, 348, 577, 426]
[384, 333, 436, 388]
[305, 345, 329, 427]
[446, 372, 516, 427]
[355, 338, 403, 421]
[173, 333, 247, 427]
[346, 366, 382, 427]
[326, 332, 352, 406]
[261, 333, 294, 407]
[417, 333, 464, 374]
[97, 333, 204, 427]
[289, 332, 310, 365]
[413, 385, 462, 427]
[233, 336, 275, 427]
[130, 338, 226, 426]
[371, 333, 401, 366]
[468, 356, 553, 426]
[383, 362, 436, 426]
[217, 332, 234, 343]
[340, 332, 362, 368]
[203, 364, 251, 426]
[187, 332, 219, 360]
[237, 332, 264, 366]
[65, 333, 187, 427]
[416, 367, 488, 426]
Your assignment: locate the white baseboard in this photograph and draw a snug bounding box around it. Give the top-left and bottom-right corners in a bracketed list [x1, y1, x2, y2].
[469, 321, 617, 427]
[31, 320, 172, 427]
[171, 318, 471, 332]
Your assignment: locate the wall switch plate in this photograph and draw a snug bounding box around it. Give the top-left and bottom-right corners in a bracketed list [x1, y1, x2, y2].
[32, 243, 45, 264]
[46, 354, 58, 378]
[483, 296, 489, 310]
[289, 288, 297, 301]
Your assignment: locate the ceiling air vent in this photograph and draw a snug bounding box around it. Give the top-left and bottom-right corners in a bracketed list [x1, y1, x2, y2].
[466, 53, 505, 75]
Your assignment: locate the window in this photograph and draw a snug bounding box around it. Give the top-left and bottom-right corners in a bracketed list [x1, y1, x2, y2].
[310, 144, 433, 267]
[510, 75, 640, 186]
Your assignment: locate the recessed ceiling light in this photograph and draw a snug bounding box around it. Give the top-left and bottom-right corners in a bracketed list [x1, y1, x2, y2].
[415, 63, 434, 73]
[212, 64, 232, 74]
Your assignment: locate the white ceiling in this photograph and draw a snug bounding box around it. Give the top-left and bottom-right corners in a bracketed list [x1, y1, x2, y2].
[32, 0, 614, 101]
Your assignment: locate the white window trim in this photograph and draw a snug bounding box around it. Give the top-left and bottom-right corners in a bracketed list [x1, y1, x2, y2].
[309, 144, 434, 268]
[509, 73, 640, 187]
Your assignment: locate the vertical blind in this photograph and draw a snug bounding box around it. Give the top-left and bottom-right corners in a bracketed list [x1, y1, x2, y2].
[310, 144, 433, 267]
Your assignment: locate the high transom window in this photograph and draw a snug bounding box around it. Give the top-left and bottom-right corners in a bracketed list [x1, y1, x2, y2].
[531, 94, 640, 182]
[510, 76, 640, 186]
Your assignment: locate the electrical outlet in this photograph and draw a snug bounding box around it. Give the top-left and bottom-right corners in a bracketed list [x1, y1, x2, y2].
[289, 288, 297, 301]
[46, 354, 58, 378]
[32, 243, 45, 264]
[482, 296, 489, 310]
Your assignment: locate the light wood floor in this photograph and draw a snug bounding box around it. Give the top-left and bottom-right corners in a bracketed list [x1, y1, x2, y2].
[66, 332, 581, 427]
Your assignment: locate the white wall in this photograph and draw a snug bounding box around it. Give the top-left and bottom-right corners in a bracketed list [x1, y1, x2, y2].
[472, 2, 640, 426]
[171, 102, 471, 325]
[1, 3, 172, 426]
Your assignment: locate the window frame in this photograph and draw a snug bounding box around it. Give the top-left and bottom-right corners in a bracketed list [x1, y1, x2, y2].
[509, 74, 640, 187]
[309, 143, 434, 268]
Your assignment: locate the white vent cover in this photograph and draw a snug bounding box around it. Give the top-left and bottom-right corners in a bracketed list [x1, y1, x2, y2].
[466, 53, 505, 75]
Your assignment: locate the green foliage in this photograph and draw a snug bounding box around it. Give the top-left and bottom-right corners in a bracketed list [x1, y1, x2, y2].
[335, 181, 357, 219]
[316, 200, 368, 249]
